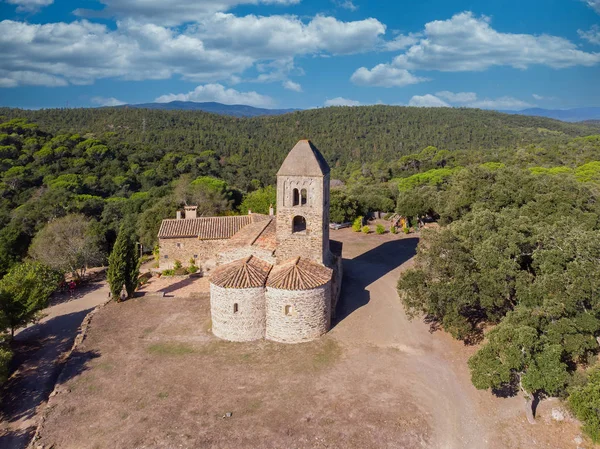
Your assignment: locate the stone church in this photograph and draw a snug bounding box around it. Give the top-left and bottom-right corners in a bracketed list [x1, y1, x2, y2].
[158, 140, 342, 343]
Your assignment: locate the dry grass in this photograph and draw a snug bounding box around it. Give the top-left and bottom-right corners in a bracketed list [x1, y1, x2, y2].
[36, 297, 427, 449]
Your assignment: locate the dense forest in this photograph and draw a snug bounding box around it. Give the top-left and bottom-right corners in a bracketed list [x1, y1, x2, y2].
[1, 106, 600, 438]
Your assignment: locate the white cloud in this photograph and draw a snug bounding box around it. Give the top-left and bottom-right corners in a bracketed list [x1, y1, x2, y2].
[467, 96, 533, 110]
[75, 0, 302, 26]
[355, 11, 600, 85]
[350, 64, 427, 87]
[335, 0, 357, 11]
[155, 83, 275, 107]
[584, 0, 600, 14]
[382, 33, 420, 51]
[0, 70, 67, 87]
[283, 80, 302, 92]
[410, 91, 533, 110]
[435, 91, 477, 103]
[325, 97, 360, 106]
[579, 25, 600, 45]
[408, 94, 449, 107]
[202, 13, 385, 58]
[6, 0, 53, 12]
[91, 96, 126, 106]
[0, 13, 385, 87]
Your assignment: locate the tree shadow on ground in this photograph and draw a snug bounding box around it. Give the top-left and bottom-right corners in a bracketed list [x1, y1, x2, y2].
[50, 280, 106, 307]
[156, 276, 200, 297]
[332, 237, 419, 328]
[1, 309, 100, 439]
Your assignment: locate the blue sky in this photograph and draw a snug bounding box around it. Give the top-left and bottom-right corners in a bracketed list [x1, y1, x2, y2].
[0, 0, 599, 110]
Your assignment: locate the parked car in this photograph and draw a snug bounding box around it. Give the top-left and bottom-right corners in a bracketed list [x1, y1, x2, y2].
[329, 222, 352, 230]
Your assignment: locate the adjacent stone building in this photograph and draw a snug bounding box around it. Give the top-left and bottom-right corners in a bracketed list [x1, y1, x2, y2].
[158, 140, 342, 344]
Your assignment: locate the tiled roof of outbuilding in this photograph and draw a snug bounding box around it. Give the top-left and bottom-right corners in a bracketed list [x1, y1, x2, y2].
[210, 256, 273, 289]
[267, 257, 332, 291]
[158, 214, 268, 239]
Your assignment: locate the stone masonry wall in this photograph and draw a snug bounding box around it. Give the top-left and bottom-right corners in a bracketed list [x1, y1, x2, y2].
[265, 282, 331, 343]
[218, 247, 276, 266]
[330, 257, 343, 318]
[159, 238, 227, 270]
[276, 174, 330, 265]
[210, 284, 266, 342]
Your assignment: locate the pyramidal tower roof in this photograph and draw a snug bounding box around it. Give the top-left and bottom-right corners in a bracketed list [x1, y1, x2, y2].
[277, 140, 330, 177]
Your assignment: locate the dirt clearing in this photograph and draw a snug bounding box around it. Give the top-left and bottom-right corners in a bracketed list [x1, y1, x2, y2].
[34, 230, 589, 449]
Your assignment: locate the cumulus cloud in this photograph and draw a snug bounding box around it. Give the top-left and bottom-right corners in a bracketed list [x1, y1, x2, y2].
[409, 91, 533, 110]
[75, 0, 302, 26]
[0, 13, 386, 87]
[435, 91, 477, 103]
[6, 0, 53, 12]
[91, 96, 126, 106]
[325, 97, 360, 106]
[283, 80, 302, 92]
[351, 64, 427, 87]
[201, 13, 385, 58]
[155, 83, 275, 107]
[334, 0, 357, 11]
[584, 0, 600, 14]
[408, 94, 450, 107]
[579, 25, 600, 45]
[382, 33, 420, 51]
[354, 11, 600, 87]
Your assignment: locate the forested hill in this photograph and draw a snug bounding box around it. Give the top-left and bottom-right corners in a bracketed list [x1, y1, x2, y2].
[2, 106, 598, 184]
[118, 101, 298, 117]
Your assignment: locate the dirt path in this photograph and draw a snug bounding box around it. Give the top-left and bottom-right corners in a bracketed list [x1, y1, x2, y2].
[0, 281, 110, 449]
[328, 232, 491, 449]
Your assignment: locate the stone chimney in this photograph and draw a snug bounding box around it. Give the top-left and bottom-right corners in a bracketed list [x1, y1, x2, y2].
[176, 210, 182, 220]
[184, 206, 197, 219]
[269, 204, 274, 216]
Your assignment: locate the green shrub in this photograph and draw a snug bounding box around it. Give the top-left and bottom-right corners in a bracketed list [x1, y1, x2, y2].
[162, 269, 175, 276]
[173, 260, 182, 270]
[569, 367, 600, 442]
[403, 227, 410, 234]
[188, 265, 199, 274]
[376, 224, 385, 234]
[390, 225, 397, 234]
[361, 225, 370, 234]
[352, 216, 363, 232]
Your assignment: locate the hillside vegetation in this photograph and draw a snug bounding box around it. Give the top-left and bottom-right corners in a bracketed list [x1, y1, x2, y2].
[1, 107, 600, 429]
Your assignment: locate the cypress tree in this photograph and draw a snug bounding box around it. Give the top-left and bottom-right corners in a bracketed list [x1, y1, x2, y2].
[124, 233, 140, 299]
[107, 227, 128, 301]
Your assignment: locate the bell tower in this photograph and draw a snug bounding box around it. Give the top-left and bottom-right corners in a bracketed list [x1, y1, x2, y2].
[275, 140, 331, 266]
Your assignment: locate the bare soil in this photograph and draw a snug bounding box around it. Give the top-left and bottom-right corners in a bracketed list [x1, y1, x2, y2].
[34, 229, 590, 449]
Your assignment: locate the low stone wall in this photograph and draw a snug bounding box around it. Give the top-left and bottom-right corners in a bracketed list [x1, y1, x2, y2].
[210, 284, 266, 342]
[265, 283, 331, 343]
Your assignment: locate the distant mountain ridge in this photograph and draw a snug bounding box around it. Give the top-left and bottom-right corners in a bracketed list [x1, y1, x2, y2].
[120, 101, 600, 122]
[499, 107, 600, 122]
[121, 101, 298, 117]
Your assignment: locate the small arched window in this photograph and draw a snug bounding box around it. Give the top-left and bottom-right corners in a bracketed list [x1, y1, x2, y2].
[292, 216, 307, 233]
[300, 189, 307, 206]
[293, 188, 300, 206]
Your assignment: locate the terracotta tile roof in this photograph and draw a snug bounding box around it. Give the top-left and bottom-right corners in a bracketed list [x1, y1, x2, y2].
[267, 257, 332, 291]
[228, 217, 273, 248]
[210, 256, 273, 289]
[253, 218, 277, 251]
[158, 214, 269, 240]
